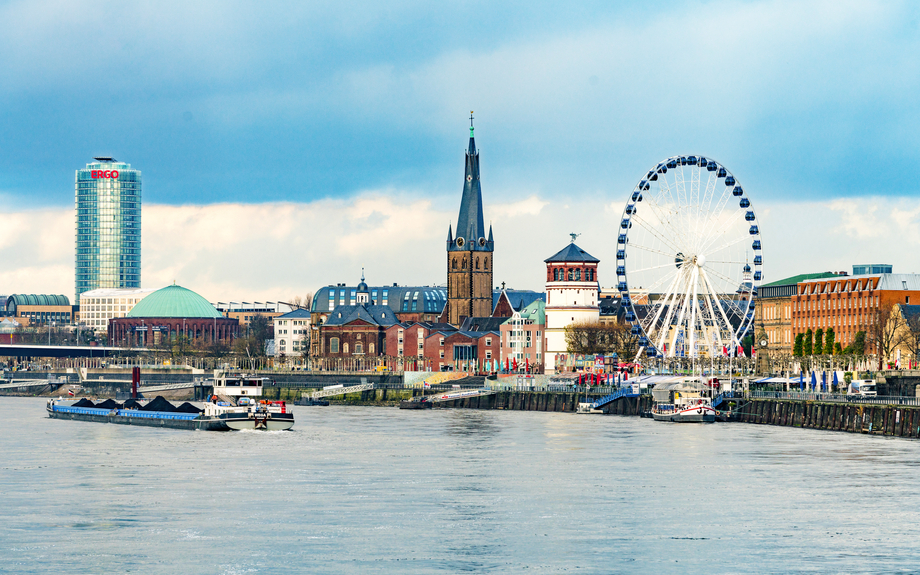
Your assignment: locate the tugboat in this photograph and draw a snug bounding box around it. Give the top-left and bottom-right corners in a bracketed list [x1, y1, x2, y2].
[650, 378, 716, 423]
[204, 374, 295, 430]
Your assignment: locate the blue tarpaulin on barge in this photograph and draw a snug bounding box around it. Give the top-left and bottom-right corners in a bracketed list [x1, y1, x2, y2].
[52, 405, 199, 421]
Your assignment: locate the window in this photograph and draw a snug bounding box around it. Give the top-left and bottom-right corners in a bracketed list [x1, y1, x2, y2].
[485, 350, 492, 359]
[486, 337, 492, 346]
[440, 338, 444, 347]
[439, 350, 444, 358]
[355, 343, 363, 354]
[343, 342, 349, 354]
[330, 338, 339, 353]
[369, 343, 375, 354]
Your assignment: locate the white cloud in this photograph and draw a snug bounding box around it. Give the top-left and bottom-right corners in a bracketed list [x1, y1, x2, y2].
[2, 192, 918, 303]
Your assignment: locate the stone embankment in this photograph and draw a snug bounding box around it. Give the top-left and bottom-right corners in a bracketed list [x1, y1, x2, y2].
[737, 399, 920, 438]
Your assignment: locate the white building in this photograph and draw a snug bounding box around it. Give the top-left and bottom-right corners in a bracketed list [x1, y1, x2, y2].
[543, 241, 600, 374]
[273, 308, 311, 362]
[78, 287, 159, 332]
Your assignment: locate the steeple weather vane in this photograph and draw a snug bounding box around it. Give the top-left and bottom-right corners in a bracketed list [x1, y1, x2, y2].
[470, 111, 474, 137]
[569, 233, 581, 243]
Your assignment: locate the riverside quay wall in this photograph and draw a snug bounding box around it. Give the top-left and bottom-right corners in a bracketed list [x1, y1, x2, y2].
[737, 399, 920, 438]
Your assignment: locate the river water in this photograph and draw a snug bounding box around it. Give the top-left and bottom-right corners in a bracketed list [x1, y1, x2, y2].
[2, 397, 920, 574]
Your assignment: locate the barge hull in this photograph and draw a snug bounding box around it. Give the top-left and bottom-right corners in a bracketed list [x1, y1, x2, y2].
[48, 409, 229, 431]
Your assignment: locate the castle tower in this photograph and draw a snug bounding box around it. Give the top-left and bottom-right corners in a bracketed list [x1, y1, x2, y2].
[543, 236, 600, 374]
[444, 114, 494, 325]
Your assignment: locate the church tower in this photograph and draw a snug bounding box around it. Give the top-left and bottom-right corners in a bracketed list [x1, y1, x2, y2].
[445, 114, 494, 326]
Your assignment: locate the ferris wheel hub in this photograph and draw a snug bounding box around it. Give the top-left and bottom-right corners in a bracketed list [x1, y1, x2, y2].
[696, 254, 706, 267]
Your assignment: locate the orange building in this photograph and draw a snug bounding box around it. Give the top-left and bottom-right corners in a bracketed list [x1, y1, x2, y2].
[792, 274, 920, 351]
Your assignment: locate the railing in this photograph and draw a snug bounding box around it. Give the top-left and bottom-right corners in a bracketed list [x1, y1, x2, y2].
[137, 382, 198, 393]
[310, 383, 377, 399]
[748, 391, 920, 406]
[590, 387, 637, 409]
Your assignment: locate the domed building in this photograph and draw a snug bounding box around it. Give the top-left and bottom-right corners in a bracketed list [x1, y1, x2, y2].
[108, 284, 239, 346]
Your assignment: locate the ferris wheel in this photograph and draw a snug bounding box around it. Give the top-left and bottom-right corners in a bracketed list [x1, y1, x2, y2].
[616, 155, 761, 360]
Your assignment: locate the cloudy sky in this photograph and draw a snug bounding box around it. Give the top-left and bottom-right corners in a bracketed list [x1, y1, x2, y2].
[1, 0, 919, 302]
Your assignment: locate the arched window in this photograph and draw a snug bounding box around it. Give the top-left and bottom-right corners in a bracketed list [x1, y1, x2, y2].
[554, 268, 560, 281]
[369, 343, 375, 354]
[567, 269, 574, 281]
[462, 258, 467, 270]
[484, 258, 489, 270]
[330, 337, 340, 353]
[343, 342, 349, 354]
[574, 269, 581, 281]
[476, 258, 480, 270]
[452, 259, 458, 270]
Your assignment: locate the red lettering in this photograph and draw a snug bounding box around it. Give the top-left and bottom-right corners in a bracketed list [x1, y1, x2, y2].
[104, 170, 111, 178]
[91, 170, 98, 178]
[111, 170, 118, 178]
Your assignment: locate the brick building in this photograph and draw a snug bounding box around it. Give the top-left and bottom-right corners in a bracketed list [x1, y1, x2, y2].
[319, 277, 399, 358]
[499, 299, 545, 373]
[755, 272, 839, 355]
[792, 273, 920, 352]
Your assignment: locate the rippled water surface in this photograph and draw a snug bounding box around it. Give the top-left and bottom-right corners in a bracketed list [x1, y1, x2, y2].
[2, 397, 920, 574]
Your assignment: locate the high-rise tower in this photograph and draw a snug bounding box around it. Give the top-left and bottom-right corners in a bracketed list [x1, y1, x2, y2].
[444, 115, 494, 325]
[75, 157, 142, 304]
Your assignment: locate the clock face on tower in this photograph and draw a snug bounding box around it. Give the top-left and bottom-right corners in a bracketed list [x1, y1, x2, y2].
[760, 339, 768, 348]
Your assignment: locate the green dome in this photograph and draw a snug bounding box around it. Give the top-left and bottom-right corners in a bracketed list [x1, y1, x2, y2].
[126, 285, 222, 318]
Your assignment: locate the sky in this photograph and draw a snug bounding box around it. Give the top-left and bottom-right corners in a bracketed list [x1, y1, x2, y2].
[1, 0, 919, 302]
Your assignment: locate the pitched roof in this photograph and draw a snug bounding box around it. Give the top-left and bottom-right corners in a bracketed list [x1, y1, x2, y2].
[323, 304, 398, 327]
[460, 317, 505, 332]
[277, 308, 312, 320]
[491, 289, 545, 312]
[544, 243, 600, 263]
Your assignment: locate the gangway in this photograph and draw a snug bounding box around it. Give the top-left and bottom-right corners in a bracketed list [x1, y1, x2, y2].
[0, 379, 66, 390]
[426, 388, 496, 403]
[311, 383, 376, 399]
[590, 387, 639, 410]
[138, 382, 198, 393]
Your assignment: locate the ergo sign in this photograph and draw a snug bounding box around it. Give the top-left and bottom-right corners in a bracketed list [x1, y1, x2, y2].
[91, 170, 119, 179]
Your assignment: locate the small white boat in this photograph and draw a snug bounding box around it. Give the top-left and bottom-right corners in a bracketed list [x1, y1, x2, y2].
[203, 374, 295, 431]
[651, 378, 716, 423]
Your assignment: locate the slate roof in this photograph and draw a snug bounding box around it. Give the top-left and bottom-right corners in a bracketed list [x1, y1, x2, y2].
[449, 134, 491, 252]
[313, 285, 447, 314]
[322, 304, 399, 327]
[276, 308, 312, 320]
[491, 289, 545, 312]
[544, 242, 600, 263]
[460, 317, 506, 332]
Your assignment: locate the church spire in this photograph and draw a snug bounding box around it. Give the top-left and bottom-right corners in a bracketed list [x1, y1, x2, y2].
[453, 112, 486, 250]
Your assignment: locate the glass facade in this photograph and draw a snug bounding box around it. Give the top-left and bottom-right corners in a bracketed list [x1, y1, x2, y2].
[75, 159, 141, 304]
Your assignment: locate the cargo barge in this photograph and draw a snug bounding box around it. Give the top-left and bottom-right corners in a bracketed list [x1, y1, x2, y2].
[47, 375, 294, 431]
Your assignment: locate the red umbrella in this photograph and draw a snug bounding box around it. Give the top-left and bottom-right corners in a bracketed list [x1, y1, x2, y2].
[525, 358, 529, 373]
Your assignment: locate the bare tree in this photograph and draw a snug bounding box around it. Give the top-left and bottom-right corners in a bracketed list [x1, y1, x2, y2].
[289, 292, 315, 310]
[867, 301, 909, 369]
[564, 321, 638, 359]
[901, 308, 920, 368]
